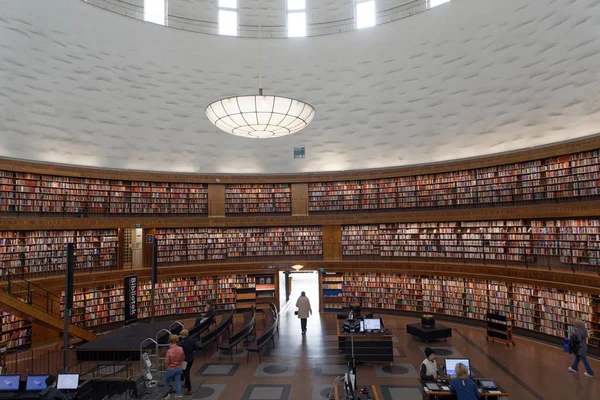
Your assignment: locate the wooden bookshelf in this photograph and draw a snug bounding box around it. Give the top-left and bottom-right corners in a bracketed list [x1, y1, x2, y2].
[255, 273, 276, 306]
[155, 227, 322, 266]
[138, 276, 237, 318]
[0, 172, 208, 215]
[64, 285, 125, 328]
[309, 149, 600, 212]
[0, 229, 119, 276]
[321, 272, 344, 311]
[341, 218, 600, 269]
[0, 311, 31, 350]
[225, 184, 291, 214]
[338, 272, 598, 346]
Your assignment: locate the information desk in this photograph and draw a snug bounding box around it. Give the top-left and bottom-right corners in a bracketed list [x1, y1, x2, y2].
[337, 321, 393, 363]
[333, 384, 380, 400]
[421, 379, 509, 399]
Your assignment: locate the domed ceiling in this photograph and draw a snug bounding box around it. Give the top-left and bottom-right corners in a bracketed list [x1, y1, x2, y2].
[0, 0, 599, 174]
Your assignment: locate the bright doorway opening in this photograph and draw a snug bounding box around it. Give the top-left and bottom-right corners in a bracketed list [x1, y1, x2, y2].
[279, 270, 319, 313]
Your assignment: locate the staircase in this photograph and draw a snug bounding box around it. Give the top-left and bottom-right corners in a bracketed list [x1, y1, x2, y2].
[0, 270, 97, 342]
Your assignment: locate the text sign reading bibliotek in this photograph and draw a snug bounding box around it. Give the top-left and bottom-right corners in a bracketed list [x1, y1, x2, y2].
[124, 275, 138, 326]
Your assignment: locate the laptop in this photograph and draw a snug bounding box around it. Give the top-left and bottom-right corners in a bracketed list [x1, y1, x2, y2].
[0, 375, 20, 398]
[57, 374, 79, 390]
[479, 379, 498, 390]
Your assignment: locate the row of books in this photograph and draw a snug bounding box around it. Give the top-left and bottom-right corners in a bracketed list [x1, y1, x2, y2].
[155, 227, 322, 265]
[0, 229, 119, 276]
[62, 274, 276, 327]
[341, 219, 600, 266]
[225, 184, 291, 214]
[332, 272, 598, 342]
[0, 311, 32, 350]
[309, 150, 600, 211]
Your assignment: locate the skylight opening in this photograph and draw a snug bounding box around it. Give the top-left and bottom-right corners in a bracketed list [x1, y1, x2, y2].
[219, 9, 238, 36]
[144, 0, 166, 25]
[356, 0, 376, 29]
[429, 0, 451, 8]
[288, 12, 307, 37]
[287, 0, 306, 11]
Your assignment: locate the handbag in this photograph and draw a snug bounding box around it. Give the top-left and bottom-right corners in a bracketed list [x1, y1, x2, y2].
[294, 311, 298, 315]
[180, 361, 188, 370]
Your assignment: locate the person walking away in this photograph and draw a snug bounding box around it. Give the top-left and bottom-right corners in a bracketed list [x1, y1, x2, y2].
[450, 363, 481, 400]
[568, 320, 595, 377]
[296, 291, 312, 334]
[179, 329, 200, 395]
[165, 335, 185, 399]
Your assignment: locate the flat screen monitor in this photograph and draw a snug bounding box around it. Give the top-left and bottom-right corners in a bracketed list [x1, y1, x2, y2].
[0, 375, 20, 391]
[57, 374, 79, 390]
[26, 375, 49, 391]
[445, 358, 471, 377]
[363, 318, 381, 330]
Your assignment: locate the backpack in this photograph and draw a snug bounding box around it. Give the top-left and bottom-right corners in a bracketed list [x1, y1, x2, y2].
[569, 333, 581, 354]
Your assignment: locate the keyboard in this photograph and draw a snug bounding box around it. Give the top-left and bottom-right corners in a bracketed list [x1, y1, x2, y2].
[0, 393, 18, 399]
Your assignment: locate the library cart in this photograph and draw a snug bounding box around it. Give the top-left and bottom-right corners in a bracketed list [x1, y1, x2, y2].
[485, 313, 515, 347]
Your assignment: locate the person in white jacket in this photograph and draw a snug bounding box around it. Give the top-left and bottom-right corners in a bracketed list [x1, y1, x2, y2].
[296, 291, 313, 334]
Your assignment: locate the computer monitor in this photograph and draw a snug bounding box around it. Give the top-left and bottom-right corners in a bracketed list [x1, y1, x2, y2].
[57, 374, 79, 390]
[444, 358, 472, 377]
[363, 318, 381, 330]
[26, 375, 49, 391]
[0, 375, 20, 391]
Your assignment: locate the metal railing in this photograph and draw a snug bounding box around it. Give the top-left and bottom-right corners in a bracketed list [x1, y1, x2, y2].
[0, 269, 63, 319]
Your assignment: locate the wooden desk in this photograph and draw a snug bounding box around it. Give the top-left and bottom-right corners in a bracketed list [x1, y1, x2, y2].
[337, 321, 393, 363]
[334, 384, 379, 400]
[421, 379, 509, 399]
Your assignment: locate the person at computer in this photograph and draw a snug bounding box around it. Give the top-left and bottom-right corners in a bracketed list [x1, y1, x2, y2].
[296, 291, 313, 335]
[450, 363, 481, 400]
[194, 302, 215, 327]
[420, 347, 438, 380]
[39, 375, 75, 400]
[568, 319, 595, 377]
[165, 335, 185, 399]
[179, 329, 200, 395]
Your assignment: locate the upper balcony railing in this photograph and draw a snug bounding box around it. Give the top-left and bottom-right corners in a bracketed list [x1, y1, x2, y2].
[82, 0, 434, 38]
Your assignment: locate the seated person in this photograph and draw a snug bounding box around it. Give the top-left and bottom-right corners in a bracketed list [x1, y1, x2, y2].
[450, 363, 481, 400]
[194, 302, 215, 326]
[420, 347, 438, 380]
[40, 375, 75, 400]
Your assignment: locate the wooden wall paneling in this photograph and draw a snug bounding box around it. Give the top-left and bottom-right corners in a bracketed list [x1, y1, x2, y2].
[208, 184, 226, 217]
[31, 322, 60, 346]
[273, 272, 280, 310]
[291, 183, 309, 216]
[142, 228, 156, 269]
[0, 135, 598, 183]
[322, 225, 342, 261]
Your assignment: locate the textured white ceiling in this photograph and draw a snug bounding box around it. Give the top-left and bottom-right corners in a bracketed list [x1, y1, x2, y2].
[1, 0, 600, 174]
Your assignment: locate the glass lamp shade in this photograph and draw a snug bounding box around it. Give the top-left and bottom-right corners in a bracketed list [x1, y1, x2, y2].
[205, 94, 315, 138]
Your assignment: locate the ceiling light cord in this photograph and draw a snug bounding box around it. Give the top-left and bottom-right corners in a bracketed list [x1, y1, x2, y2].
[258, 2, 263, 95]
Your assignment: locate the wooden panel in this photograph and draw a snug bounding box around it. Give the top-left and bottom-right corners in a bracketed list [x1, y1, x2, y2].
[273, 272, 280, 310]
[0, 135, 598, 183]
[31, 322, 60, 346]
[291, 183, 309, 216]
[208, 184, 225, 217]
[323, 225, 342, 261]
[142, 228, 156, 269]
[1, 200, 599, 230]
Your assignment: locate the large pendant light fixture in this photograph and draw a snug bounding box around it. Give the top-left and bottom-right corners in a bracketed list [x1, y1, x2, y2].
[205, 2, 315, 139]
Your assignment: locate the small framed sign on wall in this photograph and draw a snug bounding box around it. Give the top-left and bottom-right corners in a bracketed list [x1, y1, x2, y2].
[146, 234, 154, 243]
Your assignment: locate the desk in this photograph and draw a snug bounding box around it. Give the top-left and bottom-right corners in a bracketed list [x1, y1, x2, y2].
[421, 379, 509, 399]
[334, 384, 379, 400]
[337, 322, 393, 363]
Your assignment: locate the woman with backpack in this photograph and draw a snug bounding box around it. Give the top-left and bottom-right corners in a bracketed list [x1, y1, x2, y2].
[568, 320, 595, 377]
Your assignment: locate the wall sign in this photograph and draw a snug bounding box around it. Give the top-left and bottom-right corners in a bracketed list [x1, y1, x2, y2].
[124, 275, 138, 326]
